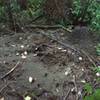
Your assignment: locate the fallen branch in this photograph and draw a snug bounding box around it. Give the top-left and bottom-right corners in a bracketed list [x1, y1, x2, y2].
[63, 88, 71, 100]
[39, 30, 79, 52]
[25, 24, 72, 33]
[1, 61, 21, 80]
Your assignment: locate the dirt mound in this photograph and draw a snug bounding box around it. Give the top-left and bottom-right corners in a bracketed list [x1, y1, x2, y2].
[0, 29, 99, 100]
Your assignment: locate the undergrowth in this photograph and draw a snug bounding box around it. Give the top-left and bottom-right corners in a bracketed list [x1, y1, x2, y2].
[0, 0, 100, 31]
[84, 83, 100, 100]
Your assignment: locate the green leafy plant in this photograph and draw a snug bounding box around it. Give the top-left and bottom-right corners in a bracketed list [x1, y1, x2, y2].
[83, 83, 100, 100]
[51, 0, 100, 31]
[84, 83, 93, 94]
[28, 0, 44, 10]
[0, 6, 5, 22]
[72, 0, 100, 31]
[0, 0, 99, 31]
[28, 0, 44, 16]
[96, 43, 100, 56]
[95, 67, 100, 73]
[90, 1, 100, 31]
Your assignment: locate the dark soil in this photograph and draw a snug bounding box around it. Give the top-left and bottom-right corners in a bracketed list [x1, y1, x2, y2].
[0, 27, 100, 100]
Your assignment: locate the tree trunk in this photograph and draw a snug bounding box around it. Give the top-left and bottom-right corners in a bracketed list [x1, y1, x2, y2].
[43, 0, 73, 23]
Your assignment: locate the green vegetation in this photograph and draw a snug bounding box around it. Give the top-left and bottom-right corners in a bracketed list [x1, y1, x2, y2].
[0, 0, 100, 31]
[84, 83, 100, 100]
[96, 43, 100, 56]
[72, 0, 100, 31]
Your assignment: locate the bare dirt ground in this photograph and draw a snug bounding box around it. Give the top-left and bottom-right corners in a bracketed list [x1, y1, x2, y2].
[0, 28, 100, 100]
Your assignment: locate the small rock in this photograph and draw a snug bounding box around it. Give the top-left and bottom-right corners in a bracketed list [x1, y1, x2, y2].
[35, 47, 38, 50]
[16, 52, 19, 56]
[78, 91, 82, 96]
[19, 37, 22, 40]
[11, 44, 16, 47]
[96, 72, 100, 77]
[71, 87, 77, 94]
[57, 47, 62, 50]
[61, 49, 67, 52]
[78, 57, 83, 61]
[33, 54, 37, 57]
[56, 88, 59, 93]
[28, 76, 33, 83]
[20, 45, 24, 49]
[24, 51, 28, 55]
[81, 79, 86, 83]
[24, 96, 31, 100]
[82, 68, 84, 71]
[64, 67, 71, 76]
[65, 71, 69, 76]
[21, 54, 27, 59]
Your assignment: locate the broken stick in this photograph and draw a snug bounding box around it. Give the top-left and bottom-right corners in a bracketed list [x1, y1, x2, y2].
[1, 61, 21, 80]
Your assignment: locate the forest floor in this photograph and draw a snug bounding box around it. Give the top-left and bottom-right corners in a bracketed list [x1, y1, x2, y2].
[0, 27, 100, 100]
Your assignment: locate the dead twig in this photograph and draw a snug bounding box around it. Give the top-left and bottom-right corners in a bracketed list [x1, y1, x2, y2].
[80, 50, 97, 67]
[0, 81, 16, 93]
[0, 83, 9, 93]
[73, 75, 79, 100]
[1, 61, 21, 80]
[63, 88, 71, 100]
